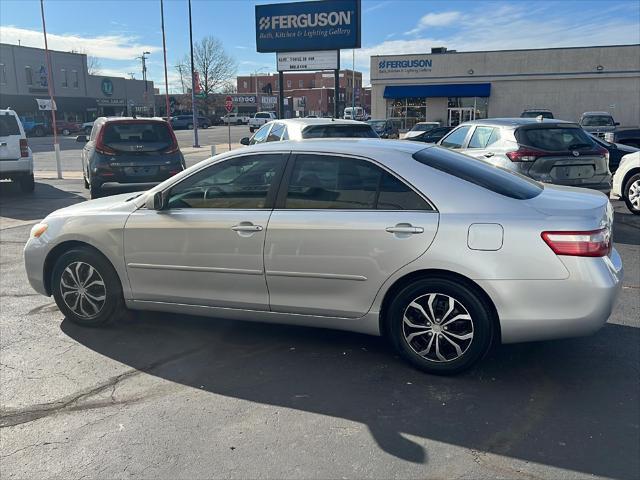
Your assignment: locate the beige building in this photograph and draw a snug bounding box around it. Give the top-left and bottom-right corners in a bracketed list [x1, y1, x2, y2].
[370, 45, 640, 129]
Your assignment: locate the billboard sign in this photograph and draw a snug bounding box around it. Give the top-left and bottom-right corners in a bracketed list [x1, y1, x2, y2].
[277, 50, 339, 71]
[256, 0, 361, 53]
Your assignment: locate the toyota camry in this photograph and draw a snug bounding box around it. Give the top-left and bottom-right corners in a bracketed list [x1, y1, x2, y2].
[24, 139, 623, 374]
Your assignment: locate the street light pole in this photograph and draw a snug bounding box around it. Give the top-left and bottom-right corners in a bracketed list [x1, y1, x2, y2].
[188, 0, 199, 147]
[137, 51, 150, 116]
[253, 67, 268, 112]
[160, 0, 171, 121]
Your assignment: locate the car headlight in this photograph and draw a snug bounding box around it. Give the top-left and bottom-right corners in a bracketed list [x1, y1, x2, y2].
[30, 223, 48, 238]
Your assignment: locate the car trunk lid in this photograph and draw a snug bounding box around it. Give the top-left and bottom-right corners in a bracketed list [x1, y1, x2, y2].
[0, 113, 23, 161]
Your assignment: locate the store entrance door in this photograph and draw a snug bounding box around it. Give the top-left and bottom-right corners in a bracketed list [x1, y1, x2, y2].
[448, 107, 475, 126]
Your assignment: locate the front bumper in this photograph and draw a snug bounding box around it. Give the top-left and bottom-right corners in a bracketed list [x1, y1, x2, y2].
[24, 236, 50, 296]
[478, 248, 623, 344]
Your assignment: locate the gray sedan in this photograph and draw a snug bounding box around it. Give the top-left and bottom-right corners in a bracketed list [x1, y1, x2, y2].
[24, 139, 623, 374]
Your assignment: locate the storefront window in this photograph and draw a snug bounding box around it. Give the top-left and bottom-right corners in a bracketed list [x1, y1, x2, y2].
[386, 98, 427, 130]
[25, 66, 33, 85]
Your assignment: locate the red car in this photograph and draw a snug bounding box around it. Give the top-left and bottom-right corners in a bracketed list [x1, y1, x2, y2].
[55, 120, 81, 136]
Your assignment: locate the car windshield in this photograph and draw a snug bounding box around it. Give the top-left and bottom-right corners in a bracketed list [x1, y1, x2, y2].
[302, 124, 379, 139]
[0, 115, 20, 136]
[413, 147, 543, 200]
[516, 126, 596, 151]
[521, 111, 553, 119]
[411, 124, 437, 132]
[367, 121, 386, 132]
[102, 122, 173, 151]
[581, 115, 614, 126]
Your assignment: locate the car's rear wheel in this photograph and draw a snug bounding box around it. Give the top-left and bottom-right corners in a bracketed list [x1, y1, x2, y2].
[89, 180, 102, 199]
[34, 126, 45, 137]
[83, 172, 89, 189]
[624, 173, 640, 215]
[187, 123, 193, 130]
[387, 277, 495, 375]
[52, 248, 124, 327]
[19, 174, 35, 193]
[236, 120, 242, 125]
[201, 123, 209, 129]
[62, 128, 70, 136]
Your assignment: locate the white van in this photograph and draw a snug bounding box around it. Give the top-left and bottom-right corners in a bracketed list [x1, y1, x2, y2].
[0, 109, 34, 192]
[343, 106, 365, 121]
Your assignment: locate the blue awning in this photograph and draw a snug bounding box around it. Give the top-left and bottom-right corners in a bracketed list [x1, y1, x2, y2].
[383, 83, 491, 99]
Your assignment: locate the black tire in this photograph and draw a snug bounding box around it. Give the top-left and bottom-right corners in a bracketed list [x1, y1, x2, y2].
[623, 172, 640, 215]
[51, 247, 124, 327]
[201, 123, 209, 129]
[236, 120, 242, 125]
[83, 173, 89, 189]
[62, 128, 70, 136]
[249, 127, 255, 133]
[34, 126, 44, 137]
[89, 180, 102, 199]
[19, 174, 35, 193]
[187, 123, 193, 130]
[387, 277, 495, 375]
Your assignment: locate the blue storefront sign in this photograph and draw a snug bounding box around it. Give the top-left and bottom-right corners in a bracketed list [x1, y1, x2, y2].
[255, 0, 361, 53]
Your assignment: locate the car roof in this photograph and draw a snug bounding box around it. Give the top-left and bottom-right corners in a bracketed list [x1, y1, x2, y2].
[0, 108, 18, 115]
[461, 117, 576, 128]
[97, 116, 168, 123]
[276, 118, 367, 127]
[522, 108, 552, 112]
[581, 111, 612, 116]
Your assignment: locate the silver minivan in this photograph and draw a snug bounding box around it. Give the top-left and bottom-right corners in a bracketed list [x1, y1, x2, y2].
[437, 118, 611, 193]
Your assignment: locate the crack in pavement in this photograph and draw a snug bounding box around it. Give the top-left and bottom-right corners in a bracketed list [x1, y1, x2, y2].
[0, 344, 207, 428]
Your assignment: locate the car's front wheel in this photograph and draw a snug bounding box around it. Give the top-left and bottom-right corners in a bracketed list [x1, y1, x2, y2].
[387, 277, 495, 375]
[52, 248, 125, 327]
[187, 123, 193, 130]
[623, 173, 640, 215]
[62, 128, 70, 136]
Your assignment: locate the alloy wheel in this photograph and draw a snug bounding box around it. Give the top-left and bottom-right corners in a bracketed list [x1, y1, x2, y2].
[629, 179, 640, 210]
[59, 261, 106, 319]
[402, 293, 474, 362]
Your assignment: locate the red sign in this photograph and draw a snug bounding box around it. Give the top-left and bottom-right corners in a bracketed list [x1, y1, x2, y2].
[225, 95, 233, 113]
[193, 71, 203, 95]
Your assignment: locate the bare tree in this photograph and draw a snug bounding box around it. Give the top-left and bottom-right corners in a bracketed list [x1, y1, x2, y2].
[87, 56, 102, 75]
[175, 37, 238, 113]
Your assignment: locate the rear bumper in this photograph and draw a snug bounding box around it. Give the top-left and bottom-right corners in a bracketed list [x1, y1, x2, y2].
[91, 153, 184, 185]
[478, 248, 623, 344]
[0, 156, 33, 177]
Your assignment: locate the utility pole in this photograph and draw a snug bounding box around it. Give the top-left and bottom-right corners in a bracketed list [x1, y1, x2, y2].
[352, 49, 355, 115]
[160, 0, 171, 121]
[137, 51, 150, 115]
[188, 0, 199, 147]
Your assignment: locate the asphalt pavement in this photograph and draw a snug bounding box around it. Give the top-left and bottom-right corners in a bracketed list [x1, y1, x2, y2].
[0, 177, 639, 480]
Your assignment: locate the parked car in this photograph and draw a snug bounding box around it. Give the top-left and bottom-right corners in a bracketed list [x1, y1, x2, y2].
[222, 113, 250, 125]
[24, 139, 622, 375]
[367, 119, 399, 139]
[170, 115, 210, 130]
[249, 112, 277, 133]
[20, 116, 49, 137]
[344, 106, 365, 121]
[402, 122, 441, 139]
[612, 151, 640, 214]
[603, 128, 640, 149]
[55, 119, 81, 136]
[240, 118, 379, 145]
[77, 117, 185, 199]
[588, 133, 638, 173]
[0, 109, 34, 192]
[438, 118, 611, 193]
[580, 111, 619, 139]
[520, 109, 554, 119]
[405, 126, 454, 144]
[82, 121, 94, 135]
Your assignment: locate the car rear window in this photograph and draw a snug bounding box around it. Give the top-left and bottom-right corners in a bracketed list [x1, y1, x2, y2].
[413, 147, 543, 200]
[302, 124, 379, 139]
[516, 126, 596, 151]
[0, 115, 20, 136]
[102, 122, 173, 150]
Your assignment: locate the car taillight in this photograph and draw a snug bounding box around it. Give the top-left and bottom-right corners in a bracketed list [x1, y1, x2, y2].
[505, 147, 547, 162]
[595, 145, 609, 162]
[95, 126, 117, 155]
[541, 228, 611, 257]
[164, 143, 179, 154]
[20, 138, 29, 157]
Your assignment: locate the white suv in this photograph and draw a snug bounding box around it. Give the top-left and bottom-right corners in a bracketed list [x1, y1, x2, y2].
[0, 109, 34, 192]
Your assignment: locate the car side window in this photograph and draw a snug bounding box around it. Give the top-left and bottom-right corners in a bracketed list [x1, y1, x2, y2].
[89, 124, 99, 142]
[167, 154, 282, 209]
[284, 155, 431, 210]
[267, 123, 284, 142]
[281, 127, 289, 141]
[250, 123, 271, 145]
[468, 126, 496, 149]
[440, 126, 471, 149]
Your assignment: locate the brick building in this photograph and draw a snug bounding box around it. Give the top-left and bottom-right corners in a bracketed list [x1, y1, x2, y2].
[236, 69, 364, 118]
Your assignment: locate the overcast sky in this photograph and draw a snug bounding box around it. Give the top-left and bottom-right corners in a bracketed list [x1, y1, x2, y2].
[1, 0, 639, 91]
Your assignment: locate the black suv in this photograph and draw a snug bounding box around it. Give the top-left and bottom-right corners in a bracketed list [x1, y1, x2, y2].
[78, 117, 185, 199]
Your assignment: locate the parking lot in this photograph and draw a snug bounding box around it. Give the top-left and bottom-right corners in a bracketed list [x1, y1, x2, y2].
[0, 172, 638, 479]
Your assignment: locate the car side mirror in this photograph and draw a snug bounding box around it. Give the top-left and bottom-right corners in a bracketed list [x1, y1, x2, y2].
[76, 134, 88, 143]
[145, 191, 166, 210]
[240, 137, 250, 146]
[615, 122, 620, 126]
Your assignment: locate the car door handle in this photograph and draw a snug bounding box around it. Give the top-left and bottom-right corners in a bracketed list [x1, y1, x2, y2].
[386, 225, 424, 234]
[231, 223, 263, 232]
[484, 152, 495, 158]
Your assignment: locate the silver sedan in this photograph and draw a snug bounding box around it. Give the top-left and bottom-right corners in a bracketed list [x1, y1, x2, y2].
[24, 139, 623, 374]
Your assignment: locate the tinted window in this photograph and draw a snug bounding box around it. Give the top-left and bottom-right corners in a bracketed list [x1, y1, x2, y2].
[281, 127, 289, 141]
[516, 126, 596, 151]
[467, 126, 495, 149]
[250, 123, 271, 144]
[440, 126, 471, 148]
[521, 111, 553, 119]
[167, 154, 282, 209]
[413, 147, 543, 200]
[102, 122, 173, 151]
[302, 124, 378, 139]
[0, 115, 20, 136]
[285, 155, 430, 210]
[267, 123, 284, 142]
[581, 115, 614, 127]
